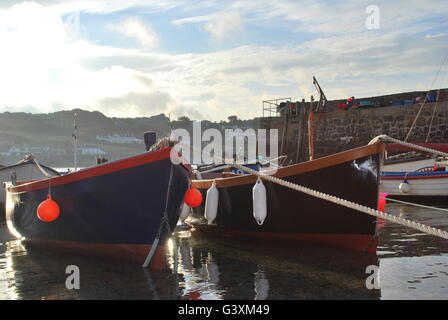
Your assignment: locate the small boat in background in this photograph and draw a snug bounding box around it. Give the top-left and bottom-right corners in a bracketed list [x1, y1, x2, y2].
[0, 155, 59, 220]
[5, 142, 190, 267]
[380, 144, 448, 200]
[381, 168, 448, 200]
[189, 142, 385, 253]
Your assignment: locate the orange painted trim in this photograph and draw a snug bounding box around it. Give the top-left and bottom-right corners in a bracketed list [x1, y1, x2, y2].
[193, 142, 385, 189]
[8, 147, 180, 194]
[191, 225, 377, 253]
[25, 238, 168, 269]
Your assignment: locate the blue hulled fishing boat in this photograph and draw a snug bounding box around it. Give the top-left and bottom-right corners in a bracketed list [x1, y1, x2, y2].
[4, 145, 190, 267]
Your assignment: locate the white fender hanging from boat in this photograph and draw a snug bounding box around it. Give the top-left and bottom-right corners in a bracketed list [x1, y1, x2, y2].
[253, 178, 267, 225]
[179, 202, 191, 223]
[399, 180, 411, 194]
[205, 181, 219, 224]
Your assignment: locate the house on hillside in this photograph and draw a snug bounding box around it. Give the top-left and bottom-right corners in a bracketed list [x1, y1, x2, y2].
[0, 145, 29, 156]
[79, 147, 106, 155]
[96, 134, 143, 144]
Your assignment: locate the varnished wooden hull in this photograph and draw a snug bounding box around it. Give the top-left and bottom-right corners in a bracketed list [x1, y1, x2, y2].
[190, 143, 384, 252]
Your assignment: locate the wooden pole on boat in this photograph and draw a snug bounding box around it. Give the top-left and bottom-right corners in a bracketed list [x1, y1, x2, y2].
[295, 112, 303, 163]
[308, 96, 315, 160]
[280, 104, 288, 156]
[73, 112, 78, 172]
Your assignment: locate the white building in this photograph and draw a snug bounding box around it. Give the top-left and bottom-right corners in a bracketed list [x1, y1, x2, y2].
[96, 134, 143, 144]
[79, 147, 107, 155]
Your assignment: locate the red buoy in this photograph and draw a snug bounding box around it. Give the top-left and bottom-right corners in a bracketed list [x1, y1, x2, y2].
[378, 192, 388, 212]
[184, 186, 202, 208]
[37, 195, 60, 222]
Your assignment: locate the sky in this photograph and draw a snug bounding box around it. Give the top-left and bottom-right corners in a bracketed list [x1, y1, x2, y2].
[0, 0, 447, 121]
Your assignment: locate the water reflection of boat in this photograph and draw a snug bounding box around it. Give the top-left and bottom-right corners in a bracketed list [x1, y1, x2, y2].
[4, 146, 190, 267]
[172, 232, 381, 300]
[1, 239, 179, 299]
[0, 155, 59, 221]
[190, 142, 384, 253]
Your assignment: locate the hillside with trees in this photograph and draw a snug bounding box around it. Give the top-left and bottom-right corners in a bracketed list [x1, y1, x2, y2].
[0, 109, 259, 167]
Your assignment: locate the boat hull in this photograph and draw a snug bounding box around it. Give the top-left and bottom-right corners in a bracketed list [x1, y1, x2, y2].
[382, 158, 436, 172]
[5, 148, 190, 266]
[381, 170, 448, 198]
[190, 143, 384, 253]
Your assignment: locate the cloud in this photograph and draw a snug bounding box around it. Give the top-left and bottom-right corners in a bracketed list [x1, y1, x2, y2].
[28, 0, 185, 15]
[173, 11, 243, 41]
[0, 2, 171, 116]
[108, 17, 158, 48]
[98, 91, 173, 117]
[0, 0, 447, 122]
[204, 11, 243, 40]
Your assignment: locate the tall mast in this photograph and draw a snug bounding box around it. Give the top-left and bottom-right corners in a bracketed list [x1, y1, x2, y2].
[73, 112, 78, 171]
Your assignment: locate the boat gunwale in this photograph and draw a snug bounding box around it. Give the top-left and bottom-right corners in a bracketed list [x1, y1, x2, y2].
[6, 147, 184, 194]
[193, 142, 385, 189]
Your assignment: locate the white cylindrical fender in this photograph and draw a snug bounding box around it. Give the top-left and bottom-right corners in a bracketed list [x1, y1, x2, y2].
[253, 178, 267, 225]
[399, 180, 411, 194]
[179, 202, 191, 223]
[205, 182, 219, 224]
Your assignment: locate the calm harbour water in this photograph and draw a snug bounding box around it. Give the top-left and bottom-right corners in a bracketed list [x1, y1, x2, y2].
[0, 202, 447, 300]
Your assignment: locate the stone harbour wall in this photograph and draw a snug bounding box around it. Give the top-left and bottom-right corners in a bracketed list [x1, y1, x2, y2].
[260, 102, 448, 162]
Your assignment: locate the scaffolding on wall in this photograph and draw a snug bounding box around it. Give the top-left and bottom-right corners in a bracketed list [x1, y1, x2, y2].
[262, 98, 292, 118]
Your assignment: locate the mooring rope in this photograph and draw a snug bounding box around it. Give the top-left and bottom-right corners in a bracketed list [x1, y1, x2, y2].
[142, 163, 175, 267]
[369, 135, 448, 158]
[404, 50, 448, 142]
[384, 197, 448, 213]
[31, 156, 52, 177]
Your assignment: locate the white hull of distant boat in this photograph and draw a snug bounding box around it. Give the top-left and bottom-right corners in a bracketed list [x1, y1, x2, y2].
[0, 157, 59, 206]
[382, 158, 436, 172]
[380, 170, 448, 197]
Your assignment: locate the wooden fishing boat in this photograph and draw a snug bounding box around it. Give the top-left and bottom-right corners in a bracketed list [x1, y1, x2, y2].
[4, 146, 190, 266]
[189, 142, 385, 253]
[0, 155, 60, 220]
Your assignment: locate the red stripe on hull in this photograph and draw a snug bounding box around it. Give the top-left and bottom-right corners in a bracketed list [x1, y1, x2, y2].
[25, 239, 168, 269]
[191, 225, 377, 253]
